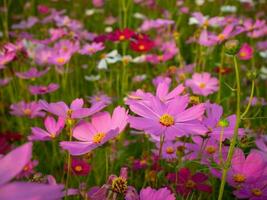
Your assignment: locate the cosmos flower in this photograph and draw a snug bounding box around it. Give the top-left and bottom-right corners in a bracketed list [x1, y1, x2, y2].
[210, 24, 235, 43]
[0, 143, 64, 200]
[226, 149, 266, 187]
[154, 141, 178, 160]
[190, 12, 223, 27]
[16, 160, 39, 178]
[155, 81, 184, 102]
[97, 50, 121, 69]
[139, 187, 175, 200]
[79, 42, 105, 55]
[87, 93, 112, 105]
[167, 168, 212, 196]
[60, 106, 128, 155]
[202, 102, 244, 141]
[15, 67, 50, 80]
[71, 158, 91, 176]
[129, 96, 207, 140]
[39, 98, 106, 120]
[185, 72, 219, 96]
[109, 28, 135, 41]
[130, 34, 154, 52]
[28, 83, 59, 95]
[139, 19, 174, 32]
[238, 43, 253, 60]
[10, 101, 45, 118]
[28, 116, 65, 141]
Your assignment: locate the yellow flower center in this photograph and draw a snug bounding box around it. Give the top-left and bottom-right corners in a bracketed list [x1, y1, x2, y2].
[157, 55, 163, 61]
[159, 114, 174, 127]
[139, 45, 145, 50]
[233, 174, 246, 183]
[92, 132, 106, 144]
[199, 83, 206, 89]
[186, 180, 196, 188]
[166, 147, 175, 154]
[23, 165, 29, 171]
[111, 177, 128, 194]
[23, 109, 32, 116]
[74, 165, 83, 172]
[239, 51, 247, 58]
[251, 188, 262, 196]
[205, 146, 216, 154]
[56, 57, 65, 64]
[218, 34, 225, 41]
[50, 133, 56, 139]
[87, 47, 95, 52]
[119, 35, 125, 40]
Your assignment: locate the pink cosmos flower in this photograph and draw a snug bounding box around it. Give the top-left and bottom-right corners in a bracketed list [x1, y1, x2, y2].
[37, 4, 50, 14]
[155, 81, 184, 102]
[140, 19, 174, 32]
[28, 83, 59, 95]
[10, 101, 45, 118]
[15, 67, 50, 79]
[238, 43, 253, 60]
[210, 24, 235, 43]
[202, 102, 244, 141]
[155, 141, 178, 160]
[139, 187, 175, 200]
[185, 73, 219, 96]
[0, 143, 64, 200]
[71, 158, 91, 176]
[152, 76, 171, 87]
[34, 47, 54, 65]
[79, 42, 105, 55]
[129, 96, 207, 140]
[87, 93, 112, 105]
[233, 180, 267, 200]
[227, 149, 266, 187]
[60, 106, 128, 155]
[28, 116, 65, 141]
[40, 98, 106, 120]
[92, 0, 105, 7]
[191, 12, 223, 27]
[167, 168, 212, 196]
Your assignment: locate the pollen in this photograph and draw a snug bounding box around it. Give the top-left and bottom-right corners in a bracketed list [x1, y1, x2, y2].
[92, 132, 106, 144]
[205, 146, 216, 154]
[166, 147, 175, 154]
[186, 180, 196, 188]
[23, 108, 32, 116]
[199, 83, 206, 89]
[111, 176, 128, 194]
[218, 34, 225, 41]
[233, 174, 246, 183]
[159, 114, 174, 127]
[138, 45, 145, 50]
[74, 165, 83, 172]
[251, 188, 262, 196]
[50, 133, 56, 139]
[119, 35, 125, 40]
[56, 57, 65, 64]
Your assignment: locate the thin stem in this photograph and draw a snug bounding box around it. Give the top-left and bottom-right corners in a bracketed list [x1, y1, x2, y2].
[241, 80, 255, 119]
[65, 124, 73, 200]
[217, 56, 241, 200]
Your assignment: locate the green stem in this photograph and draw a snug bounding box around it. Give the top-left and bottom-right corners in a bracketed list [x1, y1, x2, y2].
[217, 56, 240, 200]
[65, 125, 73, 200]
[241, 80, 255, 119]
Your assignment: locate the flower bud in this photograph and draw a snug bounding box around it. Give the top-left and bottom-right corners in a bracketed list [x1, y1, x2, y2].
[224, 40, 240, 56]
[246, 70, 258, 80]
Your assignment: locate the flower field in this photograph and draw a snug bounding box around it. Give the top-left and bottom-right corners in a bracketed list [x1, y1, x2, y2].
[0, 0, 267, 199]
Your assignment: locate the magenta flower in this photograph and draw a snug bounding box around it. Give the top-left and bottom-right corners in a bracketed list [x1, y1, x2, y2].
[155, 141, 178, 160]
[28, 116, 65, 141]
[10, 101, 45, 118]
[191, 12, 223, 27]
[40, 98, 106, 120]
[28, 83, 59, 95]
[71, 158, 91, 176]
[168, 168, 212, 196]
[185, 72, 219, 96]
[0, 52, 16, 69]
[202, 102, 244, 140]
[227, 149, 266, 187]
[139, 187, 175, 200]
[129, 96, 207, 140]
[238, 43, 253, 60]
[15, 67, 50, 80]
[79, 42, 105, 55]
[60, 106, 128, 155]
[0, 143, 64, 200]
[233, 180, 267, 200]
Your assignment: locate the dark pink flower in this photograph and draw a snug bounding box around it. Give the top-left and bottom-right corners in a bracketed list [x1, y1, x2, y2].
[10, 101, 45, 118]
[238, 43, 253, 60]
[71, 158, 91, 176]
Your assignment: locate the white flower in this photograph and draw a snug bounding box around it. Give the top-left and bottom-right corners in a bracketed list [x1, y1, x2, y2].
[259, 50, 267, 58]
[97, 50, 122, 70]
[220, 5, 237, 13]
[84, 74, 100, 81]
[260, 66, 267, 80]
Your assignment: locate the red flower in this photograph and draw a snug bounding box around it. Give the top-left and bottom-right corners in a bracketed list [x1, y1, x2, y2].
[109, 28, 135, 41]
[71, 158, 91, 176]
[214, 66, 232, 75]
[167, 168, 212, 196]
[130, 39, 154, 52]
